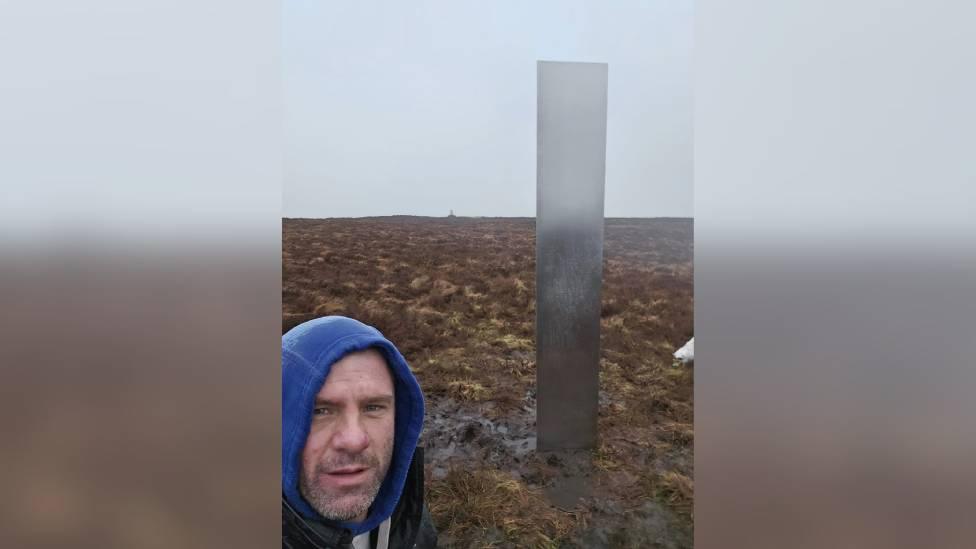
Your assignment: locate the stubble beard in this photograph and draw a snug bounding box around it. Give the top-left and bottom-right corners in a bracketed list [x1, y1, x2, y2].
[300, 441, 394, 522]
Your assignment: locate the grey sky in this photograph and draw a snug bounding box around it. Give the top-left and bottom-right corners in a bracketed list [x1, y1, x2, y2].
[284, 1, 692, 218]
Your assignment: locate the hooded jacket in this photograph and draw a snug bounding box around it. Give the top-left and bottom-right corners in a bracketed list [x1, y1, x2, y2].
[282, 316, 436, 548]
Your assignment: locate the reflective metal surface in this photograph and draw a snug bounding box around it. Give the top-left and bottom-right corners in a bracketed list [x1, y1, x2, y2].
[536, 61, 608, 450]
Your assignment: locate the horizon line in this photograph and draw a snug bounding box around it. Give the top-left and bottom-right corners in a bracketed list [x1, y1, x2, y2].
[282, 214, 694, 220]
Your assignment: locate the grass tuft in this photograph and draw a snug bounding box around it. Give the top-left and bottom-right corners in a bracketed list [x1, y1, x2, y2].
[428, 468, 578, 549]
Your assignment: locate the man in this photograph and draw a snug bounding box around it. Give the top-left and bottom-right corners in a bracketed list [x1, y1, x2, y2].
[282, 316, 437, 549]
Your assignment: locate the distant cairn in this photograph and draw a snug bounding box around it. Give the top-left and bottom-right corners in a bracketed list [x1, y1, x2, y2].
[448, 209, 456, 218]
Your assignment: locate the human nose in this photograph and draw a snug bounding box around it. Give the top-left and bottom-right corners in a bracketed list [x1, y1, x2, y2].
[331, 412, 369, 453]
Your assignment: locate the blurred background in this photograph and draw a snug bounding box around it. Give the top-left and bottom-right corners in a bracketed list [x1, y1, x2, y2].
[0, 1, 281, 547]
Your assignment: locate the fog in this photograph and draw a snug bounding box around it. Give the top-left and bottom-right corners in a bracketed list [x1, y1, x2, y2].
[284, 0, 693, 218]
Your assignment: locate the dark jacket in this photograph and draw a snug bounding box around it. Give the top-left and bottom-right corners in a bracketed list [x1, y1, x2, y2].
[282, 446, 437, 549]
[282, 316, 437, 549]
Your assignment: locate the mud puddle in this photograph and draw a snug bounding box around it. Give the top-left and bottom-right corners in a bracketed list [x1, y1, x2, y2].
[423, 390, 538, 482]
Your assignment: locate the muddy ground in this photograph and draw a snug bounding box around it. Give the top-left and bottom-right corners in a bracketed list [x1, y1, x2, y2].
[283, 217, 694, 548]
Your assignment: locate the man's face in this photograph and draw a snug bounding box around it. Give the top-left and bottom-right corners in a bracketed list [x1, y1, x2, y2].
[300, 349, 395, 523]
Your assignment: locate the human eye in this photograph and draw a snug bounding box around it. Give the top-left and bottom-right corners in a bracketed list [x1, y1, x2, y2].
[311, 406, 333, 418]
[363, 403, 387, 414]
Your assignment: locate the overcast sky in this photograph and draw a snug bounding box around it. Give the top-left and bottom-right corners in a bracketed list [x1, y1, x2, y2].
[284, 1, 692, 218]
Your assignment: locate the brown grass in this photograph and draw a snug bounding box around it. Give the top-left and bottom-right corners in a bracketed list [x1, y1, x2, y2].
[644, 471, 694, 520]
[428, 468, 579, 549]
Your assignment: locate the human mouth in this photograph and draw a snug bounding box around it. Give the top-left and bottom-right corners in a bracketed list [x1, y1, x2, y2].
[328, 466, 367, 475]
[321, 466, 370, 487]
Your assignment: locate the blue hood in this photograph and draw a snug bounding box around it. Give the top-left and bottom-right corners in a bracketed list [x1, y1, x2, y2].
[282, 316, 425, 536]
